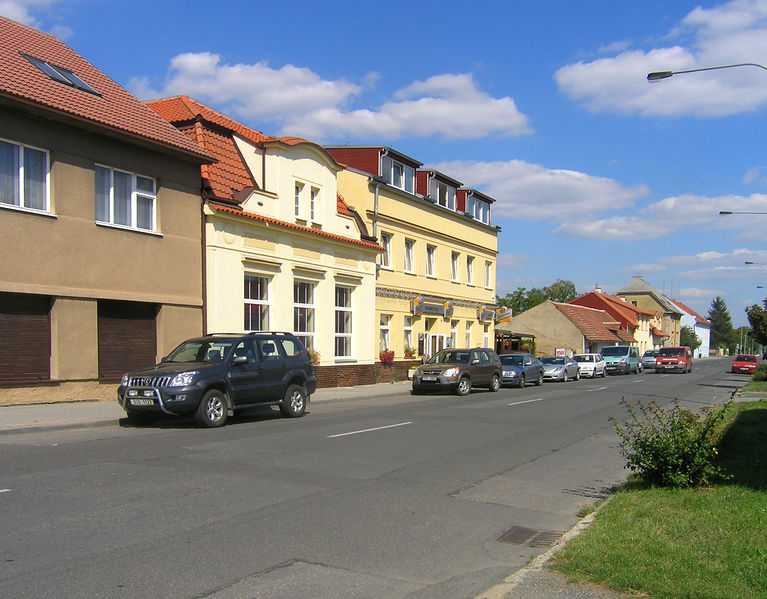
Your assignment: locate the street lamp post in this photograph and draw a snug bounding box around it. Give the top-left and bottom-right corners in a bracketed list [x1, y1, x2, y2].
[648, 62, 767, 81]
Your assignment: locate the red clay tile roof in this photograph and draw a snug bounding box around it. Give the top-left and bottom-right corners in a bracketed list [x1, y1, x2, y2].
[337, 194, 353, 217]
[0, 17, 212, 162]
[210, 202, 383, 251]
[570, 291, 654, 330]
[554, 302, 635, 343]
[669, 299, 711, 326]
[652, 327, 670, 338]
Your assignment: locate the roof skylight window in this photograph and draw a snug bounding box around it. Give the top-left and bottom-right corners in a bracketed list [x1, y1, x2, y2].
[21, 52, 100, 96]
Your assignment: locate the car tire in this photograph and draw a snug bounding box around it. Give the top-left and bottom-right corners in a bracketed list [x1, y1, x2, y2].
[195, 389, 228, 428]
[488, 374, 500, 392]
[519, 374, 526, 388]
[536, 372, 543, 386]
[456, 377, 471, 396]
[562, 371, 568, 382]
[574, 370, 580, 381]
[280, 384, 307, 417]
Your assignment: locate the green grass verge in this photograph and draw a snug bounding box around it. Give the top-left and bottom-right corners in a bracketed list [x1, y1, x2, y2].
[740, 380, 767, 393]
[551, 399, 767, 599]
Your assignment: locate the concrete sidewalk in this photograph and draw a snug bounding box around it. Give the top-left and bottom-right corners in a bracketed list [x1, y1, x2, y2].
[0, 380, 412, 435]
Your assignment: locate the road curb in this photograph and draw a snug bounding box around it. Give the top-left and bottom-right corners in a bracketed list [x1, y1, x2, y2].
[474, 497, 615, 599]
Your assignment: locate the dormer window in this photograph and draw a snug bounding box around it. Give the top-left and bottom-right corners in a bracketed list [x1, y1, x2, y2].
[429, 179, 456, 210]
[466, 195, 490, 224]
[21, 52, 100, 96]
[381, 155, 414, 194]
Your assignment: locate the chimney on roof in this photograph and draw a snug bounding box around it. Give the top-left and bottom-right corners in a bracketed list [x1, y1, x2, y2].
[595, 285, 602, 294]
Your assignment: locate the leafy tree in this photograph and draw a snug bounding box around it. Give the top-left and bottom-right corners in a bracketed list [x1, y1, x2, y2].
[679, 325, 701, 351]
[497, 279, 578, 316]
[745, 300, 767, 347]
[707, 296, 736, 351]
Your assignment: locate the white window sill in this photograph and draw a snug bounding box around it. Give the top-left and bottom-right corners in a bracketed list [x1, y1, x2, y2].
[0, 203, 56, 219]
[96, 221, 162, 237]
[334, 357, 357, 363]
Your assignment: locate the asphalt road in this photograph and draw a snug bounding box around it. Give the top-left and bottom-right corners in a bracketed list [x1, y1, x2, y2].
[0, 357, 738, 599]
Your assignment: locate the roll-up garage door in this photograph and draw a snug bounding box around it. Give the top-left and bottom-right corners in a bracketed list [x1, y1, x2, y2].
[0, 293, 51, 383]
[98, 300, 157, 380]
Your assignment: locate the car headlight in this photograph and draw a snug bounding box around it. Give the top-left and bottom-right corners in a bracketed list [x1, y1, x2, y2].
[121, 373, 128, 386]
[443, 367, 460, 377]
[169, 371, 197, 386]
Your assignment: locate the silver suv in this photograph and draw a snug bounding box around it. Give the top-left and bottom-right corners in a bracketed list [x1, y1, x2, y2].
[411, 348, 502, 396]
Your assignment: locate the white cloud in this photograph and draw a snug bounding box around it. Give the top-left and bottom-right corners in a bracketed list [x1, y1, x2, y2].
[430, 159, 648, 221]
[132, 56, 531, 142]
[556, 0, 767, 117]
[0, 0, 56, 26]
[497, 253, 529, 269]
[622, 263, 668, 274]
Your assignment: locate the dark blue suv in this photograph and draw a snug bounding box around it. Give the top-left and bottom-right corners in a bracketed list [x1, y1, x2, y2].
[118, 332, 317, 427]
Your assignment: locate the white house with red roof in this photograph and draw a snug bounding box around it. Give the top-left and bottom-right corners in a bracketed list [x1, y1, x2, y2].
[669, 299, 711, 358]
[148, 96, 382, 380]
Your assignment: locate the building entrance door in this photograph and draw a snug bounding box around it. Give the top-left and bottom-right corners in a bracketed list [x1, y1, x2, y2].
[428, 334, 447, 356]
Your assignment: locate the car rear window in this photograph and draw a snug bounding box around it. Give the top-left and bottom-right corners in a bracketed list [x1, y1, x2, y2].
[659, 348, 686, 357]
[736, 355, 757, 362]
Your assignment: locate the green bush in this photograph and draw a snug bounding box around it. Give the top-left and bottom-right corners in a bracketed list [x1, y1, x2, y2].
[611, 399, 729, 487]
[752, 362, 767, 382]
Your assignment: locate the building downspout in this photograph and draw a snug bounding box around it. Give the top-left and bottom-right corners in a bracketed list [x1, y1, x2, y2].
[373, 181, 380, 238]
[200, 197, 208, 335]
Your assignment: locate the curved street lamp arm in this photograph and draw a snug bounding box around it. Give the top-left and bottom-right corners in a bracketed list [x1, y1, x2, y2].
[648, 62, 767, 81]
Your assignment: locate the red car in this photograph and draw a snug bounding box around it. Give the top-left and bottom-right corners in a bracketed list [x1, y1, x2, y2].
[731, 354, 759, 374]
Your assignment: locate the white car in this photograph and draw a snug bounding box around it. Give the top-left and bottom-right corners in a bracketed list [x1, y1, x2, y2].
[573, 353, 606, 378]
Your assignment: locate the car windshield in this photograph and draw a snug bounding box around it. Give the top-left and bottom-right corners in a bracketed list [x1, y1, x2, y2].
[428, 350, 470, 364]
[541, 357, 565, 365]
[166, 339, 235, 363]
[574, 355, 592, 362]
[735, 355, 757, 362]
[501, 355, 523, 366]
[601, 347, 628, 357]
[659, 348, 685, 357]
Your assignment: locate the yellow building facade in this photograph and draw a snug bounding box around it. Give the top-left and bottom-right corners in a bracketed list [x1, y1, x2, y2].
[329, 147, 499, 360]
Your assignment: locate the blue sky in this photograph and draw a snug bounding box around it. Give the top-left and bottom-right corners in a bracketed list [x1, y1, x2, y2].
[8, 0, 767, 327]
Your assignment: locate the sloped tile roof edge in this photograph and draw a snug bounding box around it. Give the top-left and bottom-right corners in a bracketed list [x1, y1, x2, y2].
[669, 298, 711, 326]
[209, 202, 383, 252]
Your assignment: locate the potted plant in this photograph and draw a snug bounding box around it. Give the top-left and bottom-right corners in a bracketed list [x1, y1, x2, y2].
[307, 348, 320, 366]
[404, 345, 416, 358]
[379, 349, 395, 364]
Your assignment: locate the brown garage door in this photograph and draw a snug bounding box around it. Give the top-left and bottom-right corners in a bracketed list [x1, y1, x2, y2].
[0, 293, 51, 384]
[98, 300, 157, 380]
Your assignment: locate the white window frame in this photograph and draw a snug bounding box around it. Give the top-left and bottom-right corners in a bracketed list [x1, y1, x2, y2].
[404, 239, 415, 273]
[294, 280, 315, 349]
[404, 316, 413, 352]
[0, 138, 50, 213]
[244, 274, 270, 332]
[310, 187, 319, 222]
[426, 245, 436, 278]
[381, 155, 414, 193]
[484, 261, 492, 289]
[294, 182, 304, 219]
[465, 321, 472, 348]
[95, 165, 157, 232]
[466, 256, 474, 286]
[450, 320, 458, 348]
[379, 314, 391, 353]
[451, 251, 459, 282]
[380, 232, 392, 269]
[335, 285, 353, 358]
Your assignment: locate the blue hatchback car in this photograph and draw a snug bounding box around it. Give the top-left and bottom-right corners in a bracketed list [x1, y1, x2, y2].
[500, 353, 544, 387]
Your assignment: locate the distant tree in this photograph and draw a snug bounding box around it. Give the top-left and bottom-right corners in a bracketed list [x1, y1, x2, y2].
[745, 300, 767, 347]
[543, 279, 579, 303]
[707, 296, 737, 351]
[679, 325, 701, 351]
[497, 279, 578, 316]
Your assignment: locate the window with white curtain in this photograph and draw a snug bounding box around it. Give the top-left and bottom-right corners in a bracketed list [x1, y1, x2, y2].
[244, 274, 269, 331]
[335, 286, 353, 357]
[294, 281, 315, 349]
[95, 165, 156, 231]
[0, 139, 48, 212]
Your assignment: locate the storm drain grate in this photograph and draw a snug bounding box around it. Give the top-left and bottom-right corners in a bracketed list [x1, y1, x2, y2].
[494, 525, 565, 548]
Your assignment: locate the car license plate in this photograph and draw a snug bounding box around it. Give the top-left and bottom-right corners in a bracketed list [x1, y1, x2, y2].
[421, 376, 437, 381]
[130, 398, 154, 406]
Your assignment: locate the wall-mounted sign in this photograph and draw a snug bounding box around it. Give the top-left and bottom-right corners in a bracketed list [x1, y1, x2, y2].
[443, 300, 454, 319]
[476, 306, 495, 322]
[496, 307, 512, 322]
[411, 296, 454, 318]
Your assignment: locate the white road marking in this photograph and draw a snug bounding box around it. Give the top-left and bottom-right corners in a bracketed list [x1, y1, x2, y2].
[0, 489, 11, 494]
[328, 421, 413, 438]
[508, 398, 544, 407]
[633, 379, 646, 383]
[588, 386, 607, 392]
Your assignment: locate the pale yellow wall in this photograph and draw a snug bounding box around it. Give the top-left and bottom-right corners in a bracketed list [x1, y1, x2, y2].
[205, 213, 378, 364]
[336, 168, 498, 358]
[620, 293, 682, 346]
[507, 302, 585, 356]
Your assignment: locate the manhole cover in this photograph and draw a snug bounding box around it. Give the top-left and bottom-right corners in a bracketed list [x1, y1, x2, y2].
[494, 525, 564, 548]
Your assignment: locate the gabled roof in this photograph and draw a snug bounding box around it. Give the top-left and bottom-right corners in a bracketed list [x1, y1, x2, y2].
[571, 291, 654, 330]
[669, 299, 711, 326]
[0, 17, 212, 162]
[618, 276, 683, 315]
[553, 303, 635, 343]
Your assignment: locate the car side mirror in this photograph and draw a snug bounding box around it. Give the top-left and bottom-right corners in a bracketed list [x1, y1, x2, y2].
[231, 356, 248, 365]
[471, 359, 480, 365]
